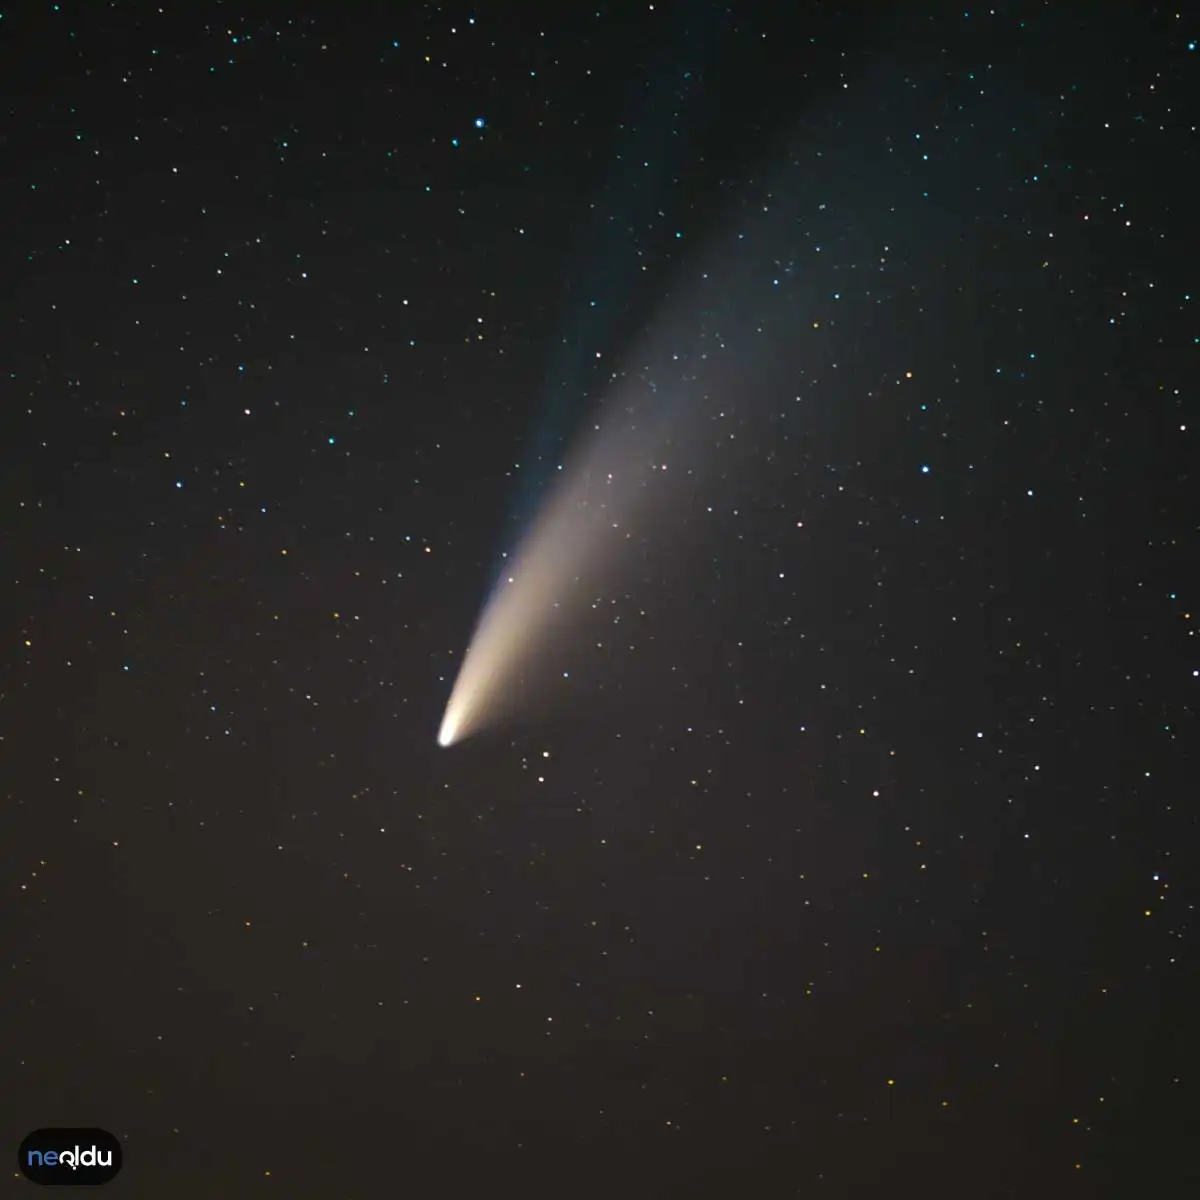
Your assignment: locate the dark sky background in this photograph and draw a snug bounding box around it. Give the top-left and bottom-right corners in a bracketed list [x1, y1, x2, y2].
[1, 0, 1196, 1196]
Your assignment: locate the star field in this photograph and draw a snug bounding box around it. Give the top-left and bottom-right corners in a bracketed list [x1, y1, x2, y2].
[1, 1, 1195, 1196]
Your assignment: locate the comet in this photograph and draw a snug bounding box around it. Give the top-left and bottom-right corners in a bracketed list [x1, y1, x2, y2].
[437, 181, 789, 747]
[436, 386, 679, 747]
[436, 458, 613, 747]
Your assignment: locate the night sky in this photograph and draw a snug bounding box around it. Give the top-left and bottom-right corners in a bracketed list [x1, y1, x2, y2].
[2, 1, 1196, 1196]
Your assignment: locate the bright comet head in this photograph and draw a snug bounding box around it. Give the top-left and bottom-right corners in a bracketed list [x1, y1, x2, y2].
[436, 710, 458, 747]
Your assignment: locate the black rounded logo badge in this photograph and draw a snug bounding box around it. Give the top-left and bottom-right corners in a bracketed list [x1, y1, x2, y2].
[18, 1129, 122, 1185]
